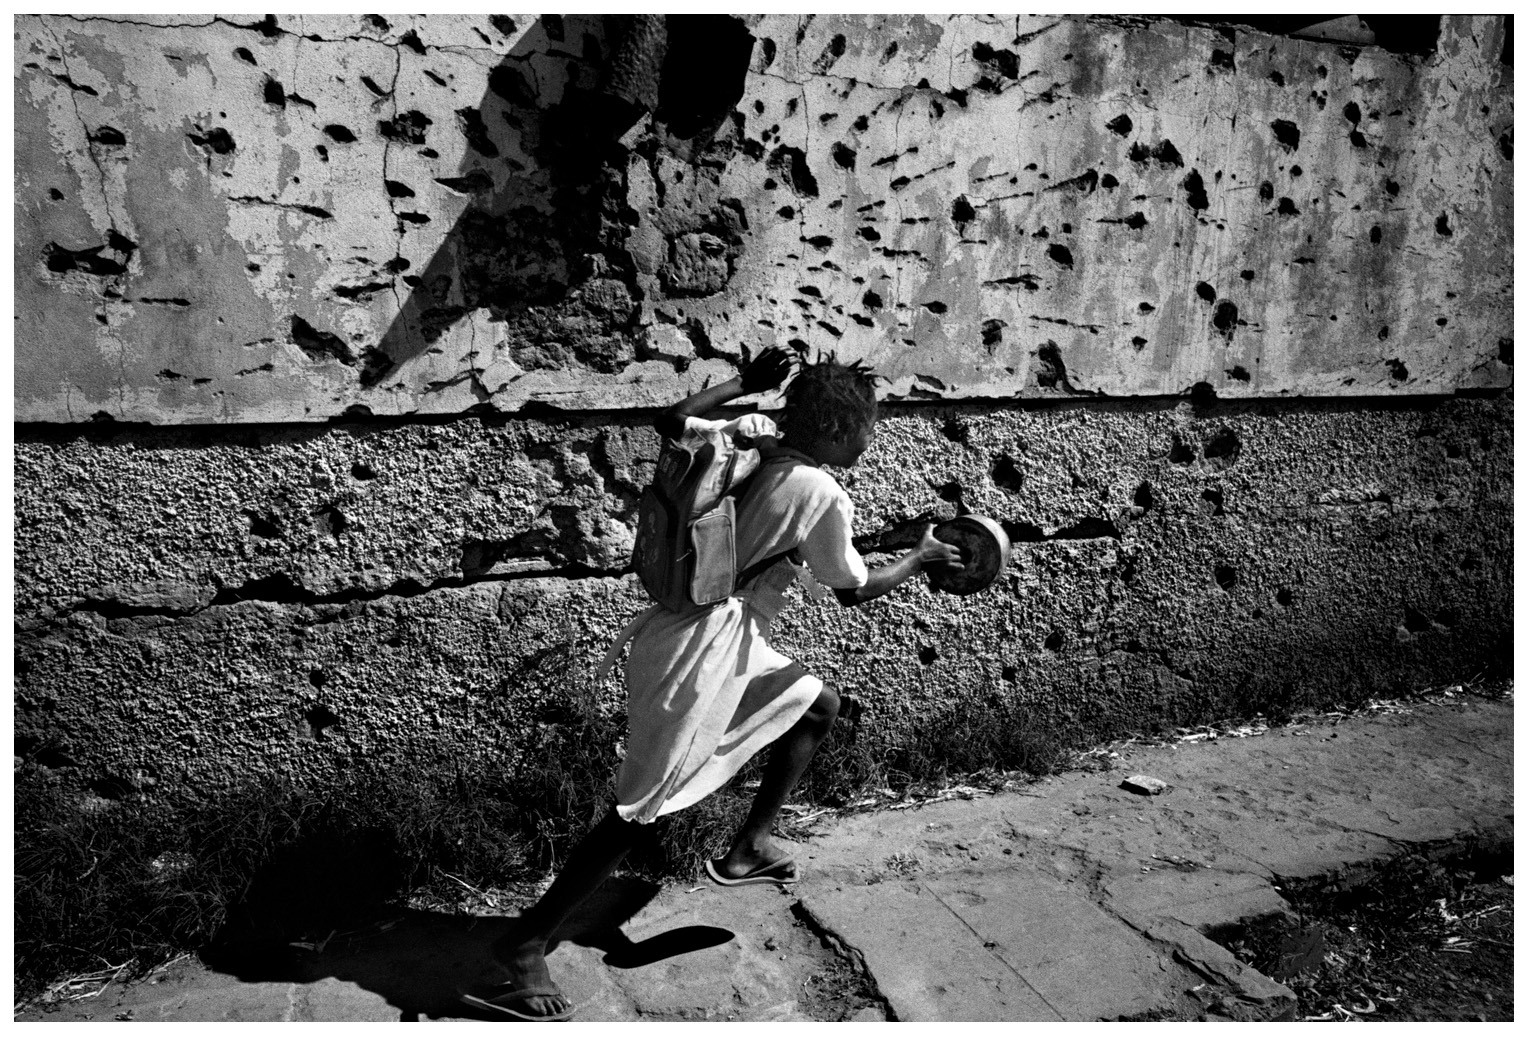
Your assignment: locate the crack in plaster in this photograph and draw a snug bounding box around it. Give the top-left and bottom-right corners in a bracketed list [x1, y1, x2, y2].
[60, 561, 631, 622]
[41, 20, 120, 233]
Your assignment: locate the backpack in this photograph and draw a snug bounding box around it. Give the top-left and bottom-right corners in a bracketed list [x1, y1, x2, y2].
[634, 414, 799, 611]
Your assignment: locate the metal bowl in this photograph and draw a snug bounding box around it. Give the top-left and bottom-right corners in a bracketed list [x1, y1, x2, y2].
[927, 514, 1012, 596]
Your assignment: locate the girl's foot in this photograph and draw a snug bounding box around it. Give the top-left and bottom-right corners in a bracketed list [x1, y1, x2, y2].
[467, 936, 572, 1020]
[712, 840, 798, 883]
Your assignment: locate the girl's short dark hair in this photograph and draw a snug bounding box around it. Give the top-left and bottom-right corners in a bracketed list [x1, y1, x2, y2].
[783, 353, 879, 445]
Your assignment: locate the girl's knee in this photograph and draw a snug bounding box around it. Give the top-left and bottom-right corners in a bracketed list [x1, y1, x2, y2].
[809, 686, 840, 725]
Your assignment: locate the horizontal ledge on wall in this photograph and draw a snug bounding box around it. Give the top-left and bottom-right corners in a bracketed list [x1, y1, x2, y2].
[13, 387, 1513, 440]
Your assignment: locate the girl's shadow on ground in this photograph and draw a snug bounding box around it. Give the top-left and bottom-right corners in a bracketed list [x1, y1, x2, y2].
[203, 876, 733, 1020]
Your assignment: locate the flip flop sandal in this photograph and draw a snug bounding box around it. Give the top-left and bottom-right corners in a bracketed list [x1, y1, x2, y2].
[704, 855, 800, 887]
[459, 983, 578, 1022]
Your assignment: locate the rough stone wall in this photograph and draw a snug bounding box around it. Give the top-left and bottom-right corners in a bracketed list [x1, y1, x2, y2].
[13, 14, 1512, 814]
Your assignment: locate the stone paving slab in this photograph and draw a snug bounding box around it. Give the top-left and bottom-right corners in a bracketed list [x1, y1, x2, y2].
[798, 880, 1063, 1021]
[923, 868, 1198, 1020]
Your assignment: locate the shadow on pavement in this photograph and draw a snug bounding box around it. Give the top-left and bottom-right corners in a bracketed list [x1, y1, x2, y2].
[203, 875, 732, 1020]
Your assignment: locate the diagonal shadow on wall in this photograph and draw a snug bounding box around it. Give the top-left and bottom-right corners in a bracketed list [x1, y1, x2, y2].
[361, 14, 755, 397]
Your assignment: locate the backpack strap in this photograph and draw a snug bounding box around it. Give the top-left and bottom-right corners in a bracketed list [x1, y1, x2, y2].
[733, 452, 809, 589]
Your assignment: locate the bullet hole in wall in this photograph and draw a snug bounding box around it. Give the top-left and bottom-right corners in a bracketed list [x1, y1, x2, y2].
[1047, 244, 1073, 267]
[767, 146, 819, 197]
[1043, 630, 1063, 652]
[1001, 665, 1018, 682]
[1133, 481, 1155, 510]
[1240, 270, 1255, 281]
[1277, 197, 1300, 216]
[1270, 119, 1300, 150]
[918, 645, 939, 666]
[299, 704, 342, 741]
[187, 126, 235, 154]
[489, 14, 516, 36]
[1498, 338, 1512, 365]
[1213, 301, 1239, 338]
[1138, 302, 1156, 313]
[1200, 488, 1225, 516]
[856, 226, 880, 242]
[1386, 358, 1409, 381]
[951, 195, 977, 224]
[1131, 336, 1148, 350]
[315, 505, 349, 539]
[1180, 171, 1204, 209]
[981, 319, 1006, 349]
[1100, 173, 1119, 190]
[456, 106, 498, 156]
[363, 14, 389, 32]
[1169, 436, 1197, 464]
[1228, 365, 1250, 381]
[832, 142, 857, 169]
[263, 77, 286, 107]
[1202, 427, 1241, 466]
[351, 462, 377, 480]
[1402, 606, 1431, 633]
[1214, 564, 1238, 592]
[991, 454, 1024, 493]
[1378, 325, 1390, 341]
[1106, 113, 1133, 135]
[378, 110, 432, 145]
[934, 480, 963, 504]
[941, 417, 969, 444]
[43, 241, 129, 277]
[324, 124, 357, 143]
[1435, 212, 1453, 236]
[1370, 225, 1383, 244]
[246, 510, 283, 538]
[1195, 282, 1216, 303]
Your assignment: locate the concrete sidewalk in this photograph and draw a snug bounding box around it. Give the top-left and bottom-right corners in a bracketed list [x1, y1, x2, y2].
[18, 695, 1512, 1022]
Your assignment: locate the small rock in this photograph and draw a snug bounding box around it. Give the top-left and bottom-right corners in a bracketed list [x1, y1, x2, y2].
[1121, 774, 1170, 795]
[1073, 805, 1091, 815]
[764, 937, 778, 951]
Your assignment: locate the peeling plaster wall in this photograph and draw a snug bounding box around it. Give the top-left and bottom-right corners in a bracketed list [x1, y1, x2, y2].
[15, 13, 1512, 420]
[13, 13, 1512, 816]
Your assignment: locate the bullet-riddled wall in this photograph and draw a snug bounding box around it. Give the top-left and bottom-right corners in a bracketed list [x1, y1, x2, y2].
[14, 14, 1512, 809]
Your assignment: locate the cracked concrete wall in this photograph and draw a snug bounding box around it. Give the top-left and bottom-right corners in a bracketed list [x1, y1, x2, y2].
[14, 399, 1512, 806]
[12, 13, 1513, 816]
[14, 13, 1512, 420]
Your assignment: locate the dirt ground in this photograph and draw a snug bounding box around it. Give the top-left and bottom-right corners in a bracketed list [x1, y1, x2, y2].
[1225, 848, 1514, 1022]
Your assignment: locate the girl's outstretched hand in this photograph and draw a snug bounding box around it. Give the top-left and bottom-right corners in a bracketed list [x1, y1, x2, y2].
[739, 346, 794, 394]
[916, 523, 965, 571]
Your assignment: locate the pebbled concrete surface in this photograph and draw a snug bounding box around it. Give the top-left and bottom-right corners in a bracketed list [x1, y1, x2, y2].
[17, 695, 1510, 1023]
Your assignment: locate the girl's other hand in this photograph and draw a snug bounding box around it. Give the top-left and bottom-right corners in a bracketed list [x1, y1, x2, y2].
[740, 346, 794, 394]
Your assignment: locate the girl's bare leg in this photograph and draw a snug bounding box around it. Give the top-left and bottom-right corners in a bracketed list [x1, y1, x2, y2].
[715, 686, 840, 876]
[484, 807, 641, 1016]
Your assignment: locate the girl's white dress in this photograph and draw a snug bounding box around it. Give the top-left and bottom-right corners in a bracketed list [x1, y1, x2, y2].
[600, 418, 868, 823]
